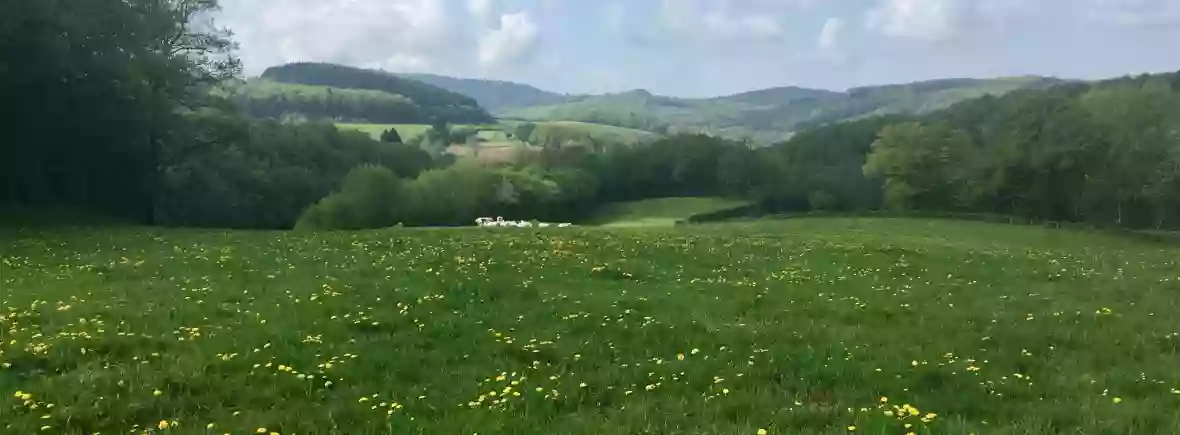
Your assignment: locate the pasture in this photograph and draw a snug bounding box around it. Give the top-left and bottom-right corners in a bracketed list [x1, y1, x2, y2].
[2, 218, 1179, 434]
[335, 123, 434, 141]
[587, 197, 752, 227]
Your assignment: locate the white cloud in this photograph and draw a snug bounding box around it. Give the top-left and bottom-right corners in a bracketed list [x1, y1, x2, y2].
[818, 17, 845, 50]
[865, 0, 961, 41]
[218, 0, 462, 75]
[478, 12, 540, 70]
[658, 0, 789, 42]
[1083, 0, 1180, 27]
[468, 0, 496, 23]
[602, 2, 626, 33]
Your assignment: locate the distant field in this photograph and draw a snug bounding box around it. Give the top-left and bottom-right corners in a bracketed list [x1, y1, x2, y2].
[337, 123, 509, 143]
[337, 121, 659, 148]
[587, 197, 751, 227]
[335, 123, 433, 141]
[532, 121, 662, 147]
[445, 141, 531, 164]
[3, 218, 1178, 434]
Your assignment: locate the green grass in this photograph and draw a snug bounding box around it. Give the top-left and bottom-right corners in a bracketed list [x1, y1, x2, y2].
[335, 123, 434, 141]
[337, 124, 509, 142]
[587, 197, 751, 227]
[3, 218, 1179, 434]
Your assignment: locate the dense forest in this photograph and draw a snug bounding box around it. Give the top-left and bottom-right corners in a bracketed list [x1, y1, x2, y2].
[2, 0, 1177, 232]
[220, 80, 426, 124]
[401, 73, 572, 111]
[0, 0, 433, 228]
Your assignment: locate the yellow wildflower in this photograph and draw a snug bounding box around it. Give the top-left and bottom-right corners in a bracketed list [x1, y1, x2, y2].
[158, 420, 170, 430]
[756, 429, 768, 435]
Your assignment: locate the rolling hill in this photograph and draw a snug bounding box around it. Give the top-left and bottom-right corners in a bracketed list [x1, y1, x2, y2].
[238, 62, 1073, 145]
[399, 73, 571, 111]
[409, 73, 1069, 144]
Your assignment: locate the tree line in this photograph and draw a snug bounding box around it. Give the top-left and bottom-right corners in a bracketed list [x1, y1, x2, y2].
[785, 74, 1180, 229]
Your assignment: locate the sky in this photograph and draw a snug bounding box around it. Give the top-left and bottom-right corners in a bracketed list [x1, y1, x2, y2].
[215, 0, 1180, 98]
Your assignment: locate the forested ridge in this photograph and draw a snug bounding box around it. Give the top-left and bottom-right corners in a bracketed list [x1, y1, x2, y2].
[219, 80, 426, 124]
[258, 63, 494, 124]
[1, 0, 1177, 231]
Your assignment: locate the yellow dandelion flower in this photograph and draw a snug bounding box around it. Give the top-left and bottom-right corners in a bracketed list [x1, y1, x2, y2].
[847, 426, 857, 431]
[756, 429, 768, 435]
[880, 396, 888, 403]
[676, 353, 685, 361]
[256, 428, 267, 434]
[158, 420, 171, 430]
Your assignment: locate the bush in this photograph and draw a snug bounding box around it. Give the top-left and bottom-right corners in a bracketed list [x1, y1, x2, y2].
[295, 165, 404, 230]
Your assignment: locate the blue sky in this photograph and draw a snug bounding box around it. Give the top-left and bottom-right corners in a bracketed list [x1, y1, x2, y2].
[216, 0, 1180, 97]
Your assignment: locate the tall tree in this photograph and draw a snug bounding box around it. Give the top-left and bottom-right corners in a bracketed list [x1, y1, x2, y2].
[0, 0, 239, 222]
[863, 122, 974, 211]
[380, 128, 404, 144]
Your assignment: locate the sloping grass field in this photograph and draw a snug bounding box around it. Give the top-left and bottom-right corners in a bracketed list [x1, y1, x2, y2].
[335, 123, 434, 141]
[2, 218, 1179, 434]
[587, 197, 752, 227]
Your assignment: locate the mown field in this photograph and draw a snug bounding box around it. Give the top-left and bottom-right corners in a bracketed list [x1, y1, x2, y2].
[2, 218, 1179, 435]
[586, 197, 751, 227]
[335, 123, 434, 141]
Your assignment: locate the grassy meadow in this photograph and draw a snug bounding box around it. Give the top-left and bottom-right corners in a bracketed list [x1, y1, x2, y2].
[2, 218, 1179, 434]
[586, 197, 751, 227]
[334, 124, 435, 141]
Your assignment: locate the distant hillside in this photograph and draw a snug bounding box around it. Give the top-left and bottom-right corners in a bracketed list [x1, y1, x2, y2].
[248, 64, 1070, 143]
[498, 76, 1069, 144]
[399, 73, 571, 111]
[518, 121, 663, 148]
[259, 63, 494, 123]
[220, 80, 433, 124]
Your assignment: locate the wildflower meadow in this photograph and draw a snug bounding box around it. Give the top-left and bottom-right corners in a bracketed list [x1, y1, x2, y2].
[2, 218, 1178, 434]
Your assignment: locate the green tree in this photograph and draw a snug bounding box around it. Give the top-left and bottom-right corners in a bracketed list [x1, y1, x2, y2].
[380, 127, 404, 143]
[863, 122, 974, 211]
[296, 165, 404, 230]
[514, 123, 538, 144]
[0, 0, 239, 222]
